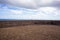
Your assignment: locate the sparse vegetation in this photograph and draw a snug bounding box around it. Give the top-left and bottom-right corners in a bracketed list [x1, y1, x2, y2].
[0, 20, 60, 28]
[0, 20, 60, 40]
[0, 25, 60, 40]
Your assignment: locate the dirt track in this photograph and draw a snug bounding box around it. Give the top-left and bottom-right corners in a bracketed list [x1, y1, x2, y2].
[0, 25, 60, 40]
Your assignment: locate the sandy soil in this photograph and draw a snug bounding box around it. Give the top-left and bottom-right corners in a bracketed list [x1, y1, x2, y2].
[0, 25, 60, 40]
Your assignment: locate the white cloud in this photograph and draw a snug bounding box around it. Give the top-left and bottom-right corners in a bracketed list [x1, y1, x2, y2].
[4, 0, 38, 9]
[21, 7, 60, 20]
[36, 0, 53, 5]
[37, 7, 57, 16]
[10, 10, 23, 14]
[0, 0, 60, 9]
[0, 3, 60, 20]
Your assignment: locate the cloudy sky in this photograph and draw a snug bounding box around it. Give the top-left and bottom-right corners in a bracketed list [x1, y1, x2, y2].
[0, 0, 60, 20]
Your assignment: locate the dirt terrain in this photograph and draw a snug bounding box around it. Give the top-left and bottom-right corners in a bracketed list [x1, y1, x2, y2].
[0, 25, 60, 40]
[0, 20, 60, 28]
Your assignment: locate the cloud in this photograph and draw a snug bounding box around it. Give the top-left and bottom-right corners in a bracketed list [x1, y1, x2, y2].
[0, 5, 24, 15]
[37, 7, 57, 16]
[0, 4, 60, 20]
[0, 0, 60, 9]
[21, 7, 60, 20]
[10, 10, 23, 14]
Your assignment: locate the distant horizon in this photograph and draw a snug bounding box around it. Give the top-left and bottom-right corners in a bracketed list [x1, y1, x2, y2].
[0, 19, 60, 21]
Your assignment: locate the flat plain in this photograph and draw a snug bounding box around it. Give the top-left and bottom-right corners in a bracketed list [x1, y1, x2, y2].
[0, 25, 60, 40]
[0, 20, 60, 40]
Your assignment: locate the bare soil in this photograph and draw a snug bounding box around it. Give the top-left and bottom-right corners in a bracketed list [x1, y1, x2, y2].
[0, 25, 60, 40]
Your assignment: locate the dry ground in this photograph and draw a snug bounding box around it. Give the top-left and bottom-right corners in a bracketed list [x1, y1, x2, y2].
[0, 25, 60, 40]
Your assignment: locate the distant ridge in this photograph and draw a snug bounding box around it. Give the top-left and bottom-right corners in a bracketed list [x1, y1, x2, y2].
[0, 19, 60, 21]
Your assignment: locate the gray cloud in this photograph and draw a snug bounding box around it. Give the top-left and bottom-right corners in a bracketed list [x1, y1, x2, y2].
[0, 0, 60, 9]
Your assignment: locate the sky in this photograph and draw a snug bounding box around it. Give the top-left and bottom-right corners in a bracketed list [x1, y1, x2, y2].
[0, 0, 60, 20]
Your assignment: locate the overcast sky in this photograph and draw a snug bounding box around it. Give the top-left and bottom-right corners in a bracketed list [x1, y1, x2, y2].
[0, 0, 60, 20]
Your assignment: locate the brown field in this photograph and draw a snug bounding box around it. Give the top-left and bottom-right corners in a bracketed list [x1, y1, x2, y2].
[0, 25, 60, 40]
[0, 20, 60, 28]
[0, 20, 60, 40]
